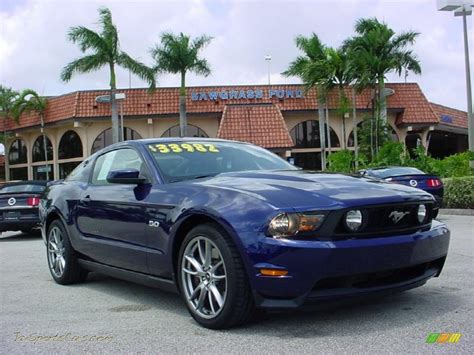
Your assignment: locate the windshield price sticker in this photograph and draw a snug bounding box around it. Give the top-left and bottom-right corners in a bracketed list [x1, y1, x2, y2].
[148, 143, 220, 154]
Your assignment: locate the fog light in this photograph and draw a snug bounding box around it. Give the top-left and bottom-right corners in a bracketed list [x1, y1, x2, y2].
[345, 210, 363, 231]
[417, 204, 427, 223]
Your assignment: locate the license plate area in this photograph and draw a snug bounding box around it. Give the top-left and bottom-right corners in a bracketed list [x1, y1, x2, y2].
[4, 211, 20, 220]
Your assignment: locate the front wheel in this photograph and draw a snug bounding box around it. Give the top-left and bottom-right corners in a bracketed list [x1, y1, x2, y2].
[46, 220, 88, 285]
[178, 223, 254, 329]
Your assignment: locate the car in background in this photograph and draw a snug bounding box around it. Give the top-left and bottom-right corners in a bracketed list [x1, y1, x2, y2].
[0, 181, 47, 234]
[40, 139, 449, 329]
[358, 167, 443, 217]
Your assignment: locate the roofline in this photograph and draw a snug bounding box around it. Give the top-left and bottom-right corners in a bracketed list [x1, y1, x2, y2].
[37, 81, 425, 98]
[430, 101, 468, 115]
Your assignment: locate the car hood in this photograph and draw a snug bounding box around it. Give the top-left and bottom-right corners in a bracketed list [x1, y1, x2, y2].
[195, 170, 434, 210]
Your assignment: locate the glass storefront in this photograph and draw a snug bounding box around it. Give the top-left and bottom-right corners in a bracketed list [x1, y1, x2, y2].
[33, 164, 53, 181]
[9, 167, 28, 181]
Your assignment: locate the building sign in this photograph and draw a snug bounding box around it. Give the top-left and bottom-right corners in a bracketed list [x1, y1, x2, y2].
[191, 88, 304, 101]
[440, 114, 453, 124]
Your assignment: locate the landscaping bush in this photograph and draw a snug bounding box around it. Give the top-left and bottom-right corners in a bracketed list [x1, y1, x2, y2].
[441, 176, 474, 209]
[327, 149, 354, 173]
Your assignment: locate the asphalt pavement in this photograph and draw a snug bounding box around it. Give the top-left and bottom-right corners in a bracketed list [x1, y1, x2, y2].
[0, 214, 472, 354]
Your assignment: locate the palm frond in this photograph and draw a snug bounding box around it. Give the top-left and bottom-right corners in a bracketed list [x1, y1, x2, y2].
[12, 89, 47, 120]
[68, 26, 109, 55]
[116, 52, 156, 89]
[60, 54, 109, 82]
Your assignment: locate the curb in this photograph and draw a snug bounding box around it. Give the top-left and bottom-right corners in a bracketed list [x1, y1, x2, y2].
[439, 209, 474, 216]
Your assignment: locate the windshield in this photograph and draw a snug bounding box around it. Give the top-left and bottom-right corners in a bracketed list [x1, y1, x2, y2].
[0, 184, 46, 193]
[369, 167, 425, 179]
[147, 141, 296, 183]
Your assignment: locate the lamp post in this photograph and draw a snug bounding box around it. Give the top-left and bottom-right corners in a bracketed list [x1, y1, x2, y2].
[265, 55, 271, 85]
[438, 0, 474, 167]
[95, 93, 127, 142]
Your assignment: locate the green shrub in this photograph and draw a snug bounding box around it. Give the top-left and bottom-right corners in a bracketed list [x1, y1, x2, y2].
[442, 176, 474, 209]
[328, 150, 353, 173]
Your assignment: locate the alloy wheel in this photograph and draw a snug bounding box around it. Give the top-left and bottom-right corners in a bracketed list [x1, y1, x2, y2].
[48, 226, 66, 278]
[181, 236, 227, 319]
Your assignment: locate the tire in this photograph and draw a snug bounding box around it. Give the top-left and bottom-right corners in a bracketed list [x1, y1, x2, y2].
[432, 208, 439, 219]
[178, 223, 254, 329]
[46, 219, 88, 285]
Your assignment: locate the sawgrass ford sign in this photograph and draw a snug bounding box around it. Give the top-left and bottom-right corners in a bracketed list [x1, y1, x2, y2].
[191, 88, 304, 101]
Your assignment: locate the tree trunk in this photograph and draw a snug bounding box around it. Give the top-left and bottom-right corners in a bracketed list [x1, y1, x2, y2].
[339, 87, 346, 149]
[325, 103, 331, 154]
[179, 71, 187, 137]
[110, 63, 120, 144]
[351, 87, 358, 169]
[317, 89, 326, 170]
[40, 113, 49, 180]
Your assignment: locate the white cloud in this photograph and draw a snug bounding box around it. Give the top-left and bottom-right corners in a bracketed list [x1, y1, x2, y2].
[0, 0, 471, 110]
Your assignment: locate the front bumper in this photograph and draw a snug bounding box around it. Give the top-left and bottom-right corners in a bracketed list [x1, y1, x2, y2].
[242, 220, 450, 308]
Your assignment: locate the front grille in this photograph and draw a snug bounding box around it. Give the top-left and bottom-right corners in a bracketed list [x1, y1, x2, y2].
[312, 257, 445, 292]
[333, 202, 433, 239]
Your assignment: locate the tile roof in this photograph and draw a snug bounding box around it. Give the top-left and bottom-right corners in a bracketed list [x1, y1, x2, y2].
[217, 104, 294, 148]
[0, 83, 449, 132]
[430, 102, 468, 129]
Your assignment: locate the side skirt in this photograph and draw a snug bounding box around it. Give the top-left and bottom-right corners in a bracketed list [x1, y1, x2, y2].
[78, 259, 179, 294]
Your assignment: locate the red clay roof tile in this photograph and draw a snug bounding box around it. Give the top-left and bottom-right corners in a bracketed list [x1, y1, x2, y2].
[0, 83, 451, 132]
[430, 102, 467, 128]
[217, 104, 294, 148]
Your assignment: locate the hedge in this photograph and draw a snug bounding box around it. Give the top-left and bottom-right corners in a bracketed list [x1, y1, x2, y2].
[442, 176, 474, 209]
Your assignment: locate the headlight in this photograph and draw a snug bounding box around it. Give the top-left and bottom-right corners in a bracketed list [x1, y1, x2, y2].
[267, 213, 325, 238]
[417, 204, 427, 223]
[344, 209, 363, 231]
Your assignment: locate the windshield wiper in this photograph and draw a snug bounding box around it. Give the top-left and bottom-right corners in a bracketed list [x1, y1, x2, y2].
[191, 173, 220, 180]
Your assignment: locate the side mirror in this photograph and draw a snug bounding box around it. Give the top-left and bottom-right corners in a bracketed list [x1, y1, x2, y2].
[106, 169, 146, 184]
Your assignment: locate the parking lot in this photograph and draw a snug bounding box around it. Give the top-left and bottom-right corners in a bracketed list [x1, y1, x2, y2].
[0, 214, 472, 354]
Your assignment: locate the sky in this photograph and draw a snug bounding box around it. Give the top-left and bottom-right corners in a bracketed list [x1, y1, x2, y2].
[0, 0, 472, 153]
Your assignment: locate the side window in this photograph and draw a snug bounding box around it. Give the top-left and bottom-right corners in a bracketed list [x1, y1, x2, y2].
[65, 160, 91, 182]
[91, 149, 145, 185]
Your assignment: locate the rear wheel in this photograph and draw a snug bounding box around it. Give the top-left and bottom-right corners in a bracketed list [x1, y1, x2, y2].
[47, 220, 88, 285]
[178, 223, 254, 329]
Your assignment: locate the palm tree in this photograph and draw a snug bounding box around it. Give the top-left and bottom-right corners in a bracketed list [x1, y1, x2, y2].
[283, 34, 329, 170]
[344, 18, 421, 157]
[320, 47, 354, 150]
[0, 86, 19, 156]
[61, 7, 156, 144]
[151, 32, 212, 137]
[13, 89, 49, 180]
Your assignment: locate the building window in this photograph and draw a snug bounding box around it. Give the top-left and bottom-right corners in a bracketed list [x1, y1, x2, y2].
[59, 161, 82, 180]
[9, 167, 28, 181]
[290, 120, 340, 148]
[91, 127, 142, 154]
[59, 130, 83, 159]
[32, 135, 53, 162]
[33, 164, 53, 181]
[161, 124, 209, 138]
[8, 139, 28, 165]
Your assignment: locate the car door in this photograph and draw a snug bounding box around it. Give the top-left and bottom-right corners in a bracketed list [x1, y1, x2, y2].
[75, 147, 152, 273]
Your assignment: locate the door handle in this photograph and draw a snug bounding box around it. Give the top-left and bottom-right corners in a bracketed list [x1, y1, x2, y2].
[80, 195, 91, 206]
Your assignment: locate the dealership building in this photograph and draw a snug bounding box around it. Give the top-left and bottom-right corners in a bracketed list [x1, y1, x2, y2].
[0, 83, 468, 182]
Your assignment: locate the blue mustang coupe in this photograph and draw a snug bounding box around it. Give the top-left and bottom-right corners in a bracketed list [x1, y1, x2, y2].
[40, 138, 450, 329]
